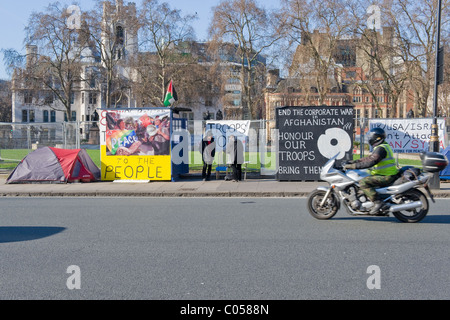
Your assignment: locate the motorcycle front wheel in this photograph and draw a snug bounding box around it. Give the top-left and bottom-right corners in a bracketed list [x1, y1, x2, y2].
[307, 189, 339, 220]
[392, 189, 429, 223]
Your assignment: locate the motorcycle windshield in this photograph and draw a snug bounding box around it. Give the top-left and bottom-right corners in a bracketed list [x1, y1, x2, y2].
[320, 153, 339, 179]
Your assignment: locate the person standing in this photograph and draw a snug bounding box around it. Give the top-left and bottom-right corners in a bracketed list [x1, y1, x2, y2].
[226, 135, 244, 182]
[201, 131, 216, 181]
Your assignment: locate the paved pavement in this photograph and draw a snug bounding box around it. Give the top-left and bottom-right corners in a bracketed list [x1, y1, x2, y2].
[0, 172, 449, 198]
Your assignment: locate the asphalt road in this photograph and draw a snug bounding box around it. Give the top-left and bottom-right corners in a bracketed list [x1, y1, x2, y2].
[1, 197, 450, 301]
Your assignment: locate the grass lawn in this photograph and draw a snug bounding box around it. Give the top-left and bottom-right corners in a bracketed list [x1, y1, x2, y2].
[87, 149, 101, 167]
[1, 148, 423, 171]
[0, 149, 31, 169]
[0, 149, 102, 169]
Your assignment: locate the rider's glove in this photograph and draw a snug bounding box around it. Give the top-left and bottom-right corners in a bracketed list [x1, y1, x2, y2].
[344, 163, 356, 170]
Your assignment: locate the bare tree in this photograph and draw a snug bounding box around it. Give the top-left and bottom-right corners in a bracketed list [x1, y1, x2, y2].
[137, 0, 196, 106]
[209, 0, 283, 119]
[439, 40, 450, 116]
[0, 80, 12, 122]
[19, 2, 93, 120]
[281, 0, 354, 105]
[130, 41, 220, 109]
[385, 0, 450, 117]
[345, 0, 410, 118]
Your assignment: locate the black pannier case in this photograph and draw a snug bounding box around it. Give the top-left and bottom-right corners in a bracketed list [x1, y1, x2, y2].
[420, 152, 449, 172]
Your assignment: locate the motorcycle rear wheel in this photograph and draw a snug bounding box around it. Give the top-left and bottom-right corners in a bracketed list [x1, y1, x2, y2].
[307, 189, 339, 220]
[392, 189, 429, 223]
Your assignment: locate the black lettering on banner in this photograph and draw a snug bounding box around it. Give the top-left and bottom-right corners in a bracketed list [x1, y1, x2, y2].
[114, 166, 122, 179]
[156, 166, 162, 178]
[104, 165, 113, 178]
[105, 165, 165, 180]
[147, 167, 155, 179]
[136, 166, 144, 177]
[124, 166, 133, 178]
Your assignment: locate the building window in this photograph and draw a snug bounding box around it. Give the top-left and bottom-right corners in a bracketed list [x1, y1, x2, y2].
[346, 71, 356, 78]
[90, 76, 96, 88]
[375, 108, 380, 118]
[22, 110, 28, 122]
[70, 92, 75, 105]
[89, 92, 97, 105]
[355, 109, 361, 124]
[50, 111, 56, 122]
[24, 91, 33, 104]
[43, 110, 49, 122]
[180, 112, 194, 120]
[64, 112, 76, 122]
[116, 26, 124, 46]
[45, 93, 54, 105]
[29, 110, 35, 123]
[203, 111, 213, 120]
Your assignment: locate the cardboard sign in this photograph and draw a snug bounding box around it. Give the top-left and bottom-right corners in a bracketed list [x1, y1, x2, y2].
[99, 108, 172, 181]
[369, 118, 447, 153]
[205, 120, 250, 150]
[276, 106, 354, 181]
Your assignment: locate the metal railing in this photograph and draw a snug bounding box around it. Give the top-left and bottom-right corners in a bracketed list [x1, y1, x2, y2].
[0, 121, 99, 151]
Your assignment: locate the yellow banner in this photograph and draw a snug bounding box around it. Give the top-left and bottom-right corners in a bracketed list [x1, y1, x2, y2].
[99, 108, 173, 181]
[101, 146, 171, 181]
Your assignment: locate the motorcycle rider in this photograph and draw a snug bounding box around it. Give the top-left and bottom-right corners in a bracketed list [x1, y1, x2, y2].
[344, 127, 399, 215]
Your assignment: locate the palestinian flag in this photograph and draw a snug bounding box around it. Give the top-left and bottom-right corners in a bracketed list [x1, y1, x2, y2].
[164, 80, 178, 107]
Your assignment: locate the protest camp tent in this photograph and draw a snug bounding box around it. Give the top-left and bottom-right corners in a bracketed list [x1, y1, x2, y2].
[441, 146, 450, 180]
[6, 147, 100, 184]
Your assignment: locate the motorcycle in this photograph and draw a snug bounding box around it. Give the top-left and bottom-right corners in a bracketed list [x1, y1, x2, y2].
[307, 152, 448, 223]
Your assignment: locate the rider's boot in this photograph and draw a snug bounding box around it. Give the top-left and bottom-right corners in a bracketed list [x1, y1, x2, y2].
[369, 200, 384, 215]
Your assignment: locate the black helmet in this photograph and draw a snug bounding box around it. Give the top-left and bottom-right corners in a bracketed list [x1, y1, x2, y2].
[368, 127, 386, 146]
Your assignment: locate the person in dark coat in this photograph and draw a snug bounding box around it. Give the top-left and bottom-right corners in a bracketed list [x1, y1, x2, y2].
[226, 135, 244, 182]
[201, 130, 216, 181]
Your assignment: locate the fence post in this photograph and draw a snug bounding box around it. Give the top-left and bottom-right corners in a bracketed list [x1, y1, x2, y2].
[360, 118, 367, 158]
[63, 122, 66, 149]
[27, 125, 31, 150]
[76, 120, 80, 149]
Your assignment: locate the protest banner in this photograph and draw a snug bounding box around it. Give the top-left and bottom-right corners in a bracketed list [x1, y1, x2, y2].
[99, 108, 172, 181]
[369, 118, 447, 153]
[205, 120, 250, 150]
[276, 106, 354, 181]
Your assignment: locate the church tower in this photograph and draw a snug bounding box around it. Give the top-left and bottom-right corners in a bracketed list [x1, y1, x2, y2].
[101, 0, 138, 63]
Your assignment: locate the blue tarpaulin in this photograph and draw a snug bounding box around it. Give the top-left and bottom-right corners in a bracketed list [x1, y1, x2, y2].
[441, 146, 450, 180]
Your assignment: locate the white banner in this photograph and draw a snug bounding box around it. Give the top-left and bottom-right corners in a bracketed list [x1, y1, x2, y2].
[368, 118, 447, 153]
[205, 120, 250, 135]
[205, 120, 250, 150]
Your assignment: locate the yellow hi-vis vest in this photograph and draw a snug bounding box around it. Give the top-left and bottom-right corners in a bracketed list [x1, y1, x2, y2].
[370, 143, 399, 176]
